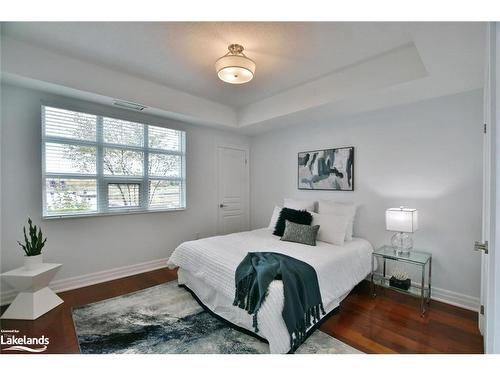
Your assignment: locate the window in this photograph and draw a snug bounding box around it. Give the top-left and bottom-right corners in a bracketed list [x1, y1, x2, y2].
[42, 106, 186, 218]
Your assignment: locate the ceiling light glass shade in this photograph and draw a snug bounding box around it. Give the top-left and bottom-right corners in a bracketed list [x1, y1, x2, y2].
[215, 44, 256, 84]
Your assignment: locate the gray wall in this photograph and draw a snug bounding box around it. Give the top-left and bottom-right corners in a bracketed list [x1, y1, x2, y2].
[0, 83, 484, 306]
[250, 90, 483, 302]
[0, 84, 249, 297]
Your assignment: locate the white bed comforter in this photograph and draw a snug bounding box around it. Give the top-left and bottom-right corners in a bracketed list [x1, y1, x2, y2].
[167, 228, 373, 353]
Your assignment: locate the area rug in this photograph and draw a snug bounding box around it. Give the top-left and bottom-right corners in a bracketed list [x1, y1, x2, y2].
[72, 281, 361, 354]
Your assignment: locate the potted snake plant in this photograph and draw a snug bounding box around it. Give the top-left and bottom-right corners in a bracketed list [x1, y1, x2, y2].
[17, 218, 47, 271]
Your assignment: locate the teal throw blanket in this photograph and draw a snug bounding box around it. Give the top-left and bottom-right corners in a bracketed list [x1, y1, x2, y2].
[233, 252, 325, 351]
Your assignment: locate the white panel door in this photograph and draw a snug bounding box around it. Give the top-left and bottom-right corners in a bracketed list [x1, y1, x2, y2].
[483, 21, 500, 354]
[479, 24, 492, 336]
[480, 22, 497, 353]
[217, 146, 249, 235]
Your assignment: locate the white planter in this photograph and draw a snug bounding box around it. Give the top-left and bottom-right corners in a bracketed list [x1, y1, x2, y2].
[24, 254, 43, 271]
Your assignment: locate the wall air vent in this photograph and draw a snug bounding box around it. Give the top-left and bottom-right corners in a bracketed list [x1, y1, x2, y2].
[112, 100, 147, 111]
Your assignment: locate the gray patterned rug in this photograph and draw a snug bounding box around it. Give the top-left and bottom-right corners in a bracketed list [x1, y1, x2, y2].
[72, 281, 361, 354]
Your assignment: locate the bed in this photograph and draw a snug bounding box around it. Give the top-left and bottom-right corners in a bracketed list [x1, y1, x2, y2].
[167, 227, 374, 354]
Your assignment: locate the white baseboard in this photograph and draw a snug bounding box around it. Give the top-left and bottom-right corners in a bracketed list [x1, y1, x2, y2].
[365, 276, 480, 312]
[430, 286, 480, 312]
[408, 282, 479, 311]
[1, 258, 168, 306]
[2, 260, 479, 313]
[0, 289, 18, 307]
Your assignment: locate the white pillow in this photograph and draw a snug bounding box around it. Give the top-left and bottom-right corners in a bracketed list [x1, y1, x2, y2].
[311, 212, 349, 246]
[284, 198, 316, 212]
[268, 206, 282, 229]
[318, 201, 357, 241]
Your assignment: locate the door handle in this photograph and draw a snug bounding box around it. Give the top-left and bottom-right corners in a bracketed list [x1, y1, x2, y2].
[474, 241, 488, 254]
[219, 203, 226, 208]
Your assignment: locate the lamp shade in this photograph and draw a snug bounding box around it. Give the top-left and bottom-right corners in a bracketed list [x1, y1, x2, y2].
[385, 207, 418, 233]
[215, 44, 256, 84]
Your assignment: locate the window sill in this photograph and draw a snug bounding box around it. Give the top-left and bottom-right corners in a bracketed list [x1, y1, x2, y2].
[42, 207, 187, 220]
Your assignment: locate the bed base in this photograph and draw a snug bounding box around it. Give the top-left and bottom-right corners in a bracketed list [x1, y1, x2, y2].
[178, 283, 342, 354]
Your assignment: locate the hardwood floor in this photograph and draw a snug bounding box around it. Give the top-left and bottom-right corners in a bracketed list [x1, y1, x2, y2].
[0, 268, 483, 354]
[0, 268, 177, 354]
[320, 282, 483, 353]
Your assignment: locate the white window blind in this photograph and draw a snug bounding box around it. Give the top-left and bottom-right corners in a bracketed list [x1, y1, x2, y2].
[42, 105, 186, 218]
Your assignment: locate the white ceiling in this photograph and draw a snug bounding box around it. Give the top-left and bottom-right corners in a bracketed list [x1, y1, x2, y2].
[2, 22, 415, 108]
[0, 22, 486, 132]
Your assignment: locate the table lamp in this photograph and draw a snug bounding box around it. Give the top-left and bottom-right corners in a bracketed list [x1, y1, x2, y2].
[385, 207, 418, 254]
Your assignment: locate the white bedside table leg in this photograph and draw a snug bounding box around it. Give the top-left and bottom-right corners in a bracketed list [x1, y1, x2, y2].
[1, 287, 63, 320]
[1, 264, 64, 320]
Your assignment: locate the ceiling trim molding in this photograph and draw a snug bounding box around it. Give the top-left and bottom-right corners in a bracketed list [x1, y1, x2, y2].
[1, 36, 238, 128]
[0, 22, 485, 134]
[238, 43, 428, 127]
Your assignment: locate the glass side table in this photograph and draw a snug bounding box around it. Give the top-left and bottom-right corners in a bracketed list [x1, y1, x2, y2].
[371, 246, 432, 316]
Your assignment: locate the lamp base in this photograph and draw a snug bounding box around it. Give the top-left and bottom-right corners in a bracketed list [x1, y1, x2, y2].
[391, 232, 413, 255]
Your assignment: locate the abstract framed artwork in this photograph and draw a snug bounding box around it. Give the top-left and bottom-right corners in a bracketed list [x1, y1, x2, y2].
[298, 146, 354, 191]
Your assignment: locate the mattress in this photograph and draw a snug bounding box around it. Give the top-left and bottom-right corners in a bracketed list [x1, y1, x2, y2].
[167, 228, 374, 353]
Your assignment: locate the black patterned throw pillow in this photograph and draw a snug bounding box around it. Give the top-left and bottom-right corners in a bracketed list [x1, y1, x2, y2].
[273, 207, 313, 236]
[280, 220, 320, 246]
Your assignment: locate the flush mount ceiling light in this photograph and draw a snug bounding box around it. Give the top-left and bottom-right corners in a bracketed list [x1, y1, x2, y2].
[215, 44, 256, 84]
